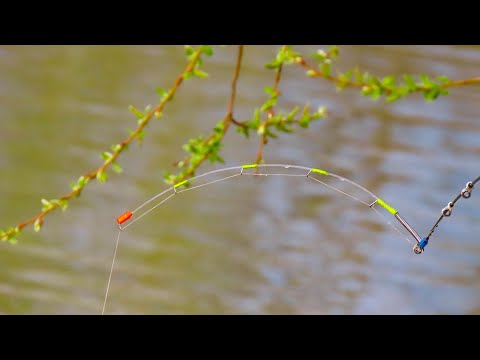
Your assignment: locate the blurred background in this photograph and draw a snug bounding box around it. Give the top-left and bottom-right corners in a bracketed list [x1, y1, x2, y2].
[0, 45, 479, 314]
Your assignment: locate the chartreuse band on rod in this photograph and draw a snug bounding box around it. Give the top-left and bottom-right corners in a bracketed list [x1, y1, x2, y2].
[115, 164, 479, 255]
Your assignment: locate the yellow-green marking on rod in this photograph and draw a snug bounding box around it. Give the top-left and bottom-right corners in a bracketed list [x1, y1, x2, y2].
[311, 168, 329, 175]
[173, 180, 188, 188]
[242, 164, 258, 169]
[377, 198, 398, 215]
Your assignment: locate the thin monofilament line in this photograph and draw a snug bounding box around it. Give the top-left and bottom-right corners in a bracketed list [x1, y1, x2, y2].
[241, 173, 309, 177]
[122, 193, 176, 231]
[102, 230, 122, 315]
[371, 207, 414, 245]
[132, 166, 243, 213]
[121, 168, 414, 248]
[176, 173, 242, 194]
[307, 175, 413, 245]
[307, 176, 370, 206]
[106, 164, 424, 313]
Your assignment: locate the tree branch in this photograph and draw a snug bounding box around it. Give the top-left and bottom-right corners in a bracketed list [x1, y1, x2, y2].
[170, 45, 244, 182]
[0, 48, 206, 243]
[254, 53, 284, 165]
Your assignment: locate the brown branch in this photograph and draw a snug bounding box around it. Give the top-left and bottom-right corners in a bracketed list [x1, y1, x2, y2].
[172, 45, 244, 180]
[296, 57, 480, 95]
[226, 45, 244, 122]
[1, 48, 205, 242]
[254, 55, 284, 165]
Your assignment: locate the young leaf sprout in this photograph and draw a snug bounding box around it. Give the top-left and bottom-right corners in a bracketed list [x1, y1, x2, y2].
[102, 163, 479, 314]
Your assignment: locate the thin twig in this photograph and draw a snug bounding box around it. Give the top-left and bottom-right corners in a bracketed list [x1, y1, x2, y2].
[296, 57, 480, 95]
[172, 45, 244, 180]
[1, 48, 205, 242]
[254, 50, 284, 165]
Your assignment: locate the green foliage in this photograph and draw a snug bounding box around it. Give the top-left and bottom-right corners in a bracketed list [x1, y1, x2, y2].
[265, 46, 301, 69]
[34, 218, 43, 232]
[238, 103, 327, 140]
[155, 87, 169, 101]
[70, 175, 89, 193]
[111, 144, 122, 152]
[1, 226, 20, 244]
[128, 105, 144, 119]
[165, 118, 227, 185]
[306, 46, 453, 103]
[112, 162, 123, 174]
[200, 45, 214, 57]
[96, 171, 108, 184]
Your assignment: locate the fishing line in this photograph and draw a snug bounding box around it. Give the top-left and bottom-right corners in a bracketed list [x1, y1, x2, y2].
[102, 229, 122, 315]
[102, 163, 478, 313]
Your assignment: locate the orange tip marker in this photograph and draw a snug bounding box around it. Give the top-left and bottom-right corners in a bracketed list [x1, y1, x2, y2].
[116, 211, 133, 225]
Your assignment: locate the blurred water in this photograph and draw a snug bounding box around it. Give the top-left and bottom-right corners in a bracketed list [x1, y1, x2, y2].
[0, 45, 479, 314]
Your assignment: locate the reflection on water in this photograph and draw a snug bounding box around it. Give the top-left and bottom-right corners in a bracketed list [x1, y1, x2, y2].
[0, 45, 479, 314]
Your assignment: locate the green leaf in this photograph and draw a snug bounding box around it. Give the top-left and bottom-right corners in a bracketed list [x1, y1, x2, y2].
[8, 238, 18, 245]
[137, 130, 146, 145]
[317, 106, 327, 118]
[306, 69, 316, 77]
[381, 76, 396, 88]
[156, 87, 169, 101]
[369, 75, 381, 87]
[386, 93, 401, 102]
[336, 72, 350, 90]
[265, 128, 278, 138]
[386, 86, 408, 102]
[128, 105, 144, 119]
[328, 45, 339, 59]
[423, 86, 441, 102]
[201, 45, 214, 56]
[354, 68, 363, 83]
[421, 74, 434, 87]
[184, 45, 194, 57]
[97, 171, 108, 184]
[321, 62, 332, 76]
[112, 162, 123, 174]
[261, 98, 277, 112]
[236, 126, 250, 138]
[311, 49, 327, 62]
[275, 121, 293, 133]
[77, 176, 89, 188]
[250, 108, 261, 129]
[257, 124, 266, 135]
[439, 88, 449, 96]
[57, 199, 68, 211]
[111, 144, 122, 152]
[361, 86, 372, 96]
[213, 121, 224, 134]
[184, 71, 194, 80]
[403, 75, 417, 91]
[41, 199, 55, 212]
[436, 75, 450, 84]
[265, 60, 281, 69]
[370, 87, 382, 100]
[299, 115, 310, 128]
[34, 218, 43, 233]
[286, 106, 299, 122]
[264, 86, 275, 96]
[101, 152, 113, 162]
[193, 68, 209, 78]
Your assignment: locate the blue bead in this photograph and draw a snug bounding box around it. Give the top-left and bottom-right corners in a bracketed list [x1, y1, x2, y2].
[419, 238, 428, 248]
